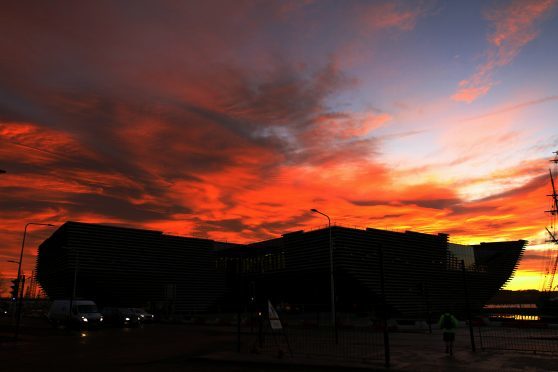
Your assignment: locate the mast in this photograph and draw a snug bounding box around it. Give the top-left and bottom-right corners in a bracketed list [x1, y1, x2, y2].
[548, 152, 558, 218]
[543, 152, 558, 291]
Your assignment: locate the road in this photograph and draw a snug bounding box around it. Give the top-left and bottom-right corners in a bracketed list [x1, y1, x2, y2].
[0, 318, 367, 371]
[2, 317, 558, 371]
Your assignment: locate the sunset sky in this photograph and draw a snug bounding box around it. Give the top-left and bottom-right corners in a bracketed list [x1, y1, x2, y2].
[1, 0, 558, 295]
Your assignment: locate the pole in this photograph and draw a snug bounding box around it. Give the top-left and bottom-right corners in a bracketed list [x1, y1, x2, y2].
[310, 209, 336, 342]
[425, 286, 432, 334]
[68, 249, 79, 323]
[379, 245, 390, 368]
[328, 219, 338, 344]
[14, 276, 25, 340]
[16, 225, 29, 288]
[14, 222, 54, 339]
[14, 223, 30, 341]
[236, 259, 241, 353]
[461, 260, 476, 352]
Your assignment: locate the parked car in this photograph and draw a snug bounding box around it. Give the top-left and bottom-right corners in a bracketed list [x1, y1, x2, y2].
[130, 308, 155, 323]
[47, 300, 104, 328]
[101, 307, 141, 327]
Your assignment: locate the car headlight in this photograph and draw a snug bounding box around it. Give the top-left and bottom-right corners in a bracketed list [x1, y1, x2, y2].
[81, 316, 88, 322]
[100, 317, 104, 322]
[125, 317, 130, 321]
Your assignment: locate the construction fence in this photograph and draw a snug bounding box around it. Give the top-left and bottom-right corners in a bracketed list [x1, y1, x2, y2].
[236, 305, 388, 365]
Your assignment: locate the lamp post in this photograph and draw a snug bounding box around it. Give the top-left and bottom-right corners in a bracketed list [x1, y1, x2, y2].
[15, 222, 55, 340]
[68, 248, 80, 324]
[310, 208, 336, 333]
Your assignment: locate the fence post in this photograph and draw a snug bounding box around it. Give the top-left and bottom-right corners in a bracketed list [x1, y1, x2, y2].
[379, 245, 390, 368]
[477, 324, 484, 351]
[461, 259, 476, 352]
[236, 260, 241, 353]
[258, 309, 264, 348]
[14, 275, 25, 341]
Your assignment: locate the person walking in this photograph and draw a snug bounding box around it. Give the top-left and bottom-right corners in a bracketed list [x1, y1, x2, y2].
[438, 311, 458, 355]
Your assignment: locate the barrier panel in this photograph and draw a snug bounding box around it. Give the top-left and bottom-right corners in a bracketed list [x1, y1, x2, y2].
[477, 323, 558, 353]
[238, 308, 386, 364]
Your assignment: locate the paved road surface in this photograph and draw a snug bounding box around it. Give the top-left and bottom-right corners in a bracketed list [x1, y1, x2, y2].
[2, 318, 558, 371]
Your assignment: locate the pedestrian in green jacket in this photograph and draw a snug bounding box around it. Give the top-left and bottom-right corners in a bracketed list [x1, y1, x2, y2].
[438, 312, 458, 355]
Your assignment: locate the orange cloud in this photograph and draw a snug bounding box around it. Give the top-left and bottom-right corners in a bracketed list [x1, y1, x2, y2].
[452, 0, 556, 103]
[357, 1, 427, 32]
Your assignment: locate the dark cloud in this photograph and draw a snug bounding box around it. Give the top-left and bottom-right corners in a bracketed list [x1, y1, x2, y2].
[448, 204, 504, 216]
[0, 190, 62, 214]
[401, 198, 460, 210]
[194, 218, 250, 234]
[349, 199, 392, 207]
[370, 213, 406, 219]
[520, 252, 553, 262]
[66, 193, 192, 222]
[348, 198, 461, 210]
[475, 174, 548, 202]
[254, 213, 315, 236]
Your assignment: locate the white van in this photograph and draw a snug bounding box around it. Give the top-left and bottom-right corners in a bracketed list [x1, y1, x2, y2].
[48, 300, 104, 327]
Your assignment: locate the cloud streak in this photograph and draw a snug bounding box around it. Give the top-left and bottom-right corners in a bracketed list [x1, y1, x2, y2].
[461, 95, 558, 122]
[452, 0, 557, 103]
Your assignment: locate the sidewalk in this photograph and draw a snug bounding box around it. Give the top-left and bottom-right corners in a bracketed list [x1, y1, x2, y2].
[200, 329, 558, 371]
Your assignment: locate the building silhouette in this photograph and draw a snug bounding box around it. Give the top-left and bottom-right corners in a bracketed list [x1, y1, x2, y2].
[36, 221, 525, 318]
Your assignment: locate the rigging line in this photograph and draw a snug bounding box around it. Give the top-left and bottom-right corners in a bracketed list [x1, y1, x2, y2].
[549, 169, 558, 214]
[545, 227, 558, 292]
[546, 227, 557, 244]
[541, 151, 558, 291]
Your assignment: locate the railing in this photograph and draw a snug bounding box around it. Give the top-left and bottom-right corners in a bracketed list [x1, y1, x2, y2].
[238, 308, 386, 364]
[477, 323, 558, 353]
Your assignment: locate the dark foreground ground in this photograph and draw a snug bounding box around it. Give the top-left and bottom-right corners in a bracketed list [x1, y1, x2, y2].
[1, 317, 558, 371]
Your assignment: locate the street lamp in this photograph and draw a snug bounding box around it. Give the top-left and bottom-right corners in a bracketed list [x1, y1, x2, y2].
[310, 208, 336, 333]
[17, 223, 55, 286]
[15, 222, 55, 340]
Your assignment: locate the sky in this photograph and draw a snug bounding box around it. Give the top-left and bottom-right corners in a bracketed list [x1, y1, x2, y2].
[1, 0, 558, 295]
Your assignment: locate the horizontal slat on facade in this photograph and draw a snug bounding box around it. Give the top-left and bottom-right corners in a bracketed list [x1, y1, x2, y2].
[36, 222, 525, 318]
[37, 222, 228, 313]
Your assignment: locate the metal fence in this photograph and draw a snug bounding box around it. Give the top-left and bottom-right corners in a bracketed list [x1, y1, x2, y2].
[237, 309, 387, 365]
[477, 323, 558, 353]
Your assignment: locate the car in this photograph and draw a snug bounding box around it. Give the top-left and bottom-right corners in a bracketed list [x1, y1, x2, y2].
[47, 300, 104, 328]
[101, 307, 141, 327]
[130, 308, 155, 323]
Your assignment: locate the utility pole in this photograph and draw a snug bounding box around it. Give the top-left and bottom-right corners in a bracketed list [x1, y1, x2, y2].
[461, 260, 476, 352]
